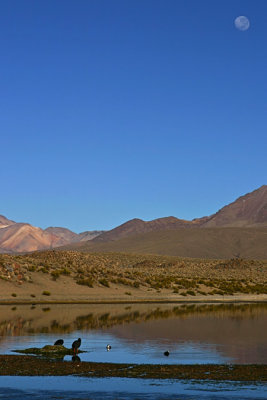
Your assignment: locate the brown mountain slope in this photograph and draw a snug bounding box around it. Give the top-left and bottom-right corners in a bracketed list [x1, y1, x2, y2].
[92, 185, 266, 244]
[0, 215, 15, 229]
[63, 227, 267, 260]
[0, 220, 105, 253]
[93, 216, 209, 243]
[0, 223, 63, 253]
[203, 185, 267, 228]
[78, 230, 106, 241]
[44, 227, 79, 243]
[44, 227, 104, 243]
[1, 185, 266, 254]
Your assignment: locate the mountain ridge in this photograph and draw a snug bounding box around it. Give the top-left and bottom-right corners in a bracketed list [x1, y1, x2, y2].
[91, 185, 267, 243]
[0, 185, 266, 254]
[0, 222, 104, 253]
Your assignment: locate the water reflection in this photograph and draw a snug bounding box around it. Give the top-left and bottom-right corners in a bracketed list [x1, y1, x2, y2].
[0, 303, 267, 364]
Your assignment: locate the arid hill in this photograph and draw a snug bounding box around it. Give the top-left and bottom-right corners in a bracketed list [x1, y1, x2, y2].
[63, 227, 267, 260]
[203, 185, 267, 228]
[0, 215, 15, 229]
[64, 186, 267, 259]
[0, 250, 266, 303]
[92, 216, 209, 243]
[0, 185, 266, 255]
[0, 223, 62, 253]
[0, 220, 104, 254]
[91, 185, 267, 243]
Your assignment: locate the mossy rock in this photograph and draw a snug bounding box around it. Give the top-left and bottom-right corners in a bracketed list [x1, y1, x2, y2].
[13, 345, 86, 357]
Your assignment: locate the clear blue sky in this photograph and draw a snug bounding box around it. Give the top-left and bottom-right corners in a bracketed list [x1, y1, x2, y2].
[0, 0, 266, 232]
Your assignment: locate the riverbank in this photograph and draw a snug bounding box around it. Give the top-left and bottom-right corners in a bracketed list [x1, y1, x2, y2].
[0, 355, 266, 381]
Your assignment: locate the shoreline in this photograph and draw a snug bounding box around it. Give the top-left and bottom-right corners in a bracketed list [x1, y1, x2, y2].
[1, 294, 267, 305]
[0, 355, 266, 381]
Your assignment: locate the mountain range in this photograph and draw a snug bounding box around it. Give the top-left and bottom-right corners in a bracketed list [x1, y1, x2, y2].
[0, 185, 266, 257]
[0, 216, 104, 253]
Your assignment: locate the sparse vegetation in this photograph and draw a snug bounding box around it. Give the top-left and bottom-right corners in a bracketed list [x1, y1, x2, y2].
[51, 270, 60, 280]
[99, 278, 110, 287]
[42, 291, 51, 296]
[76, 278, 94, 288]
[0, 250, 266, 297]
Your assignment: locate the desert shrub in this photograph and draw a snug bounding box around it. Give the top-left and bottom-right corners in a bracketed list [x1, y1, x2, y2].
[212, 290, 225, 295]
[60, 267, 71, 275]
[99, 278, 110, 288]
[76, 278, 94, 287]
[115, 277, 132, 286]
[51, 270, 60, 280]
[206, 281, 215, 287]
[42, 290, 51, 296]
[30, 294, 36, 298]
[186, 290, 196, 296]
[11, 293, 17, 297]
[176, 279, 198, 289]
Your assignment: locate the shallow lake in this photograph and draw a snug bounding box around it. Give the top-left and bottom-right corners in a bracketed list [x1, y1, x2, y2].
[0, 303, 267, 399]
[0, 376, 266, 400]
[0, 302, 267, 364]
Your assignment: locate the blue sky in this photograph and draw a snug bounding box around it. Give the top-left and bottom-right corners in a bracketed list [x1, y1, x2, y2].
[0, 0, 266, 232]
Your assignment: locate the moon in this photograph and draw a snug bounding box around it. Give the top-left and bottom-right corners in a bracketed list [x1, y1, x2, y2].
[234, 16, 250, 31]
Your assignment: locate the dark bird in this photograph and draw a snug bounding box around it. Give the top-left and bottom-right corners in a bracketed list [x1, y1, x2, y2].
[106, 344, 111, 351]
[164, 351, 170, 357]
[54, 339, 64, 346]
[72, 338, 81, 355]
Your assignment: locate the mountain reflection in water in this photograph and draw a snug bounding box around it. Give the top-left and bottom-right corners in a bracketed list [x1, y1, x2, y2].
[0, 303, 266, 364]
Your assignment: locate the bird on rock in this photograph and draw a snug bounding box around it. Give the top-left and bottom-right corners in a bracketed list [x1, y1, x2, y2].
[54, 339, 64, 346]
[72, 338, 81, 355]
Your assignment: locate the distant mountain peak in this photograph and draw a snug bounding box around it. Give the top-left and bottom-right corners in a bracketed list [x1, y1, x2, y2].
[0, 218, 103, 253]
[92, 185, 267, 243]
[203, 185, 267, 228]
[0, 215, 15, 228]
[1, 185, 266, 253]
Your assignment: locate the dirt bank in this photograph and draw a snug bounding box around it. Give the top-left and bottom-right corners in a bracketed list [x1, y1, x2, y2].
[0, 355, 266, 381]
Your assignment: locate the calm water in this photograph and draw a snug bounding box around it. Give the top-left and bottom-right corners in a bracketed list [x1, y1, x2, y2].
[0, 303, 266, 399]
[0, 302, 267, 364]
[0, 376, 266, 400]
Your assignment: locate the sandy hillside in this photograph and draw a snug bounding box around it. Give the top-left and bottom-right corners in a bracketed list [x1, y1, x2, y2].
[0, 250, 266, 303]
